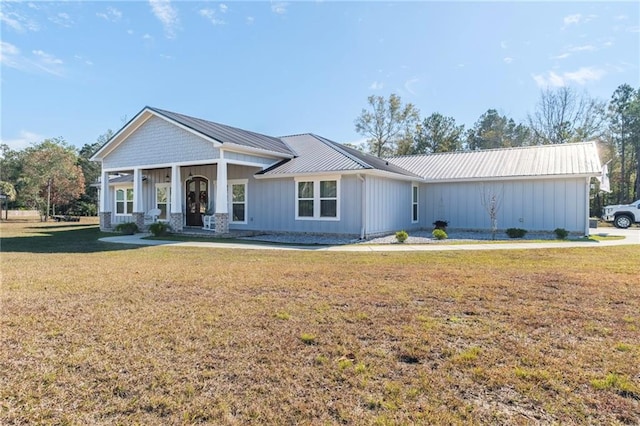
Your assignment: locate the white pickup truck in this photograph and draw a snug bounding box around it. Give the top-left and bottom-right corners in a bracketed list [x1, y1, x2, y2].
[602, 200, 640, 228]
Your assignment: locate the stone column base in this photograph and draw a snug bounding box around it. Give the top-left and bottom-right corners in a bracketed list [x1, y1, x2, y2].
[215, 213, 229, 234]
[170, 213, 183, 232]
[132, 212, 145, 231]
[100, 212, 112, 231]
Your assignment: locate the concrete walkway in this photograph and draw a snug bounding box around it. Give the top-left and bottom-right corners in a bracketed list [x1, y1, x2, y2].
[99, 228, 640, 252]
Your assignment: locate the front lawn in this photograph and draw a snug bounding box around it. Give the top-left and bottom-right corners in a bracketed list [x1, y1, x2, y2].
[1, 221, 639, 424]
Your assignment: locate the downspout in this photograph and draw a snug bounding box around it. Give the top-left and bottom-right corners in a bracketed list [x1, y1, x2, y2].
[358, 174, 366, 240]
[585, 177, 591, 236]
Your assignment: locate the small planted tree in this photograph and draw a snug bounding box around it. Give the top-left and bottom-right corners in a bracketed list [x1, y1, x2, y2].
[480, 184, 503, 240]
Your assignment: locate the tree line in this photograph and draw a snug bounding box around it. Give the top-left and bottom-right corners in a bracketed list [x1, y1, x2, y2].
[354, 84, 640, 207]
[0, 131, 111, 220]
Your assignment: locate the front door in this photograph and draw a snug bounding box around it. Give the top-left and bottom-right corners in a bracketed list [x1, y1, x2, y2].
[186, 177, 208, 227]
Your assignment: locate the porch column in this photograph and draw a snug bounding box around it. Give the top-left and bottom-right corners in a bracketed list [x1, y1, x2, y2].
[132, 168, 144, 229]
[215, 160, 229, 234]
[99, 170, 111, 230]
[170, 165, 183, 231]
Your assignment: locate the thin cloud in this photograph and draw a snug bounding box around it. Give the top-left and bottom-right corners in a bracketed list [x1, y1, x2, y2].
[219, 4, 228, 13]
[199, 9, 225, 26]
[369, 81, 383, 90]
[532, 67, 605, 88]
[271, 1, 288, 15]
[0, 9, 40, 32]
[563, 13, 582, 26]
[0, 130, 44, 151]
[569, 44, 596, 52]
[246, 16, 255, 25]
[49, 12, 73, 28]
[503, 57, 513, 64]
[500, 41, 508, 49]
[562, 13, 597, 28]
[0, 41, 22, 69]
[149, 0, 179, 39]
[97, 7, 122, 22]
[551, 53, 571, 60]
[404, 77, 419, 95]
[74, 54, 93, 66]
[0, 43, 65, 77]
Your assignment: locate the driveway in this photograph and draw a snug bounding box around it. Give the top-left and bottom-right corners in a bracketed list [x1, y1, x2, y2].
[100, 227, 640, 252]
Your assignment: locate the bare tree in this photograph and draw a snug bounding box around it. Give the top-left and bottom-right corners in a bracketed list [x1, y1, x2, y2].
[528, 87, 606, 144]
[354, 94, 420, 157]
[480, 184, 503, 240]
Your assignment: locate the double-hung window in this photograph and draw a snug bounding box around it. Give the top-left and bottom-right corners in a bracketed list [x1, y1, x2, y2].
[412, 184, 419, 223]
[115, 187, 134, 215]
[295, 177, 339, 220]
[229, 179, 247, 224]
[155, 184, 171, 220]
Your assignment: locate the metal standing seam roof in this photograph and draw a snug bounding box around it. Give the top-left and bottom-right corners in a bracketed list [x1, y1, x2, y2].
[148, 107, 295, 156]
[387, 141, 602, 181]
[257, 133, 420, 177]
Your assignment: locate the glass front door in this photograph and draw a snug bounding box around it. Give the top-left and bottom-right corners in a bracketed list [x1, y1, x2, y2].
[186, 177, 208, 226]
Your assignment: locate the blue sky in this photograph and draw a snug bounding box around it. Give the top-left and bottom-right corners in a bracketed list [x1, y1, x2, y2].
[1, 1, 638, 151]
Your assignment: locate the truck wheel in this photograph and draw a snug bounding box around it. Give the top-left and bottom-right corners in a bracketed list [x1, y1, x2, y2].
[614, 215, 633, 229]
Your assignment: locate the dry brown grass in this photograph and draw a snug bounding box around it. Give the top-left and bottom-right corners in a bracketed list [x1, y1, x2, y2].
[1, 221, 639, 424]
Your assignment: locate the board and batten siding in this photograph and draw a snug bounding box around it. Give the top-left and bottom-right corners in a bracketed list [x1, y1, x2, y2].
[102, 116, 220, 170]
[364, 176, 419, 235]
[423, 178, 589, 232]
[246, 174, 362, 235]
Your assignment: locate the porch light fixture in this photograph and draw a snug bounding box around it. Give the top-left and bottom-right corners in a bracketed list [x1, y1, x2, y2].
[188, 170, 193, 178]
[165, 174, 170, 182]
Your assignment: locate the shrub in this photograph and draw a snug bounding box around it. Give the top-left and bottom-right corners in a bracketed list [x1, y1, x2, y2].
[432, 229, 448, 240]
[114, 222, 138, 235]
[433, 220, 448, 230]
[506, 228, 528, 238]
[148, 222, 171, 237]
[395, 230, 408, 243]
[554, 228, 569, 240]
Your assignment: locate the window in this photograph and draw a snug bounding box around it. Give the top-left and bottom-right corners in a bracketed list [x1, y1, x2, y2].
[295, 177, 340, 220]
[115, 187, 133, 215]
[412, 184, 419, 223]
[155, 184, 171, 220]
[228, 180, 247, 224]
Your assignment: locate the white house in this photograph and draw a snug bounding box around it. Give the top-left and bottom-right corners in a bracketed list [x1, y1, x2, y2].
[91, 106, 602, 237]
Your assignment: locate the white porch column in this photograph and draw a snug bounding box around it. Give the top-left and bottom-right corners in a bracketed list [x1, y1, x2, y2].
[133, 168, 144, 212]
[132, 168, 145, 229]
[170, 165, 182, 213]
[100, 170, 110, 212]
[214, 159, 229, 234]
[169, 165, 183, 231]
[215, 160, 228, 214]
[99, 170, 112, 230]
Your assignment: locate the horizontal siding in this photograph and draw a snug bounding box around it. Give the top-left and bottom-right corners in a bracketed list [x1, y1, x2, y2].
[423, 178, 588, 232]
[103, 116, 220, 170]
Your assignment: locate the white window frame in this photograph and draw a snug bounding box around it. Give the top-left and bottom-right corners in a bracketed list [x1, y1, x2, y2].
[412, 183, 419, 223]
[294, 176, 340, 221]
[155, 183, 171, 221]
[228, 179, 248, 224]
[114, 186, 134, 216]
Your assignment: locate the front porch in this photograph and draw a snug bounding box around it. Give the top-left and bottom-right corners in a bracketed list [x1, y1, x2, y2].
[98, 161, 252, 235]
